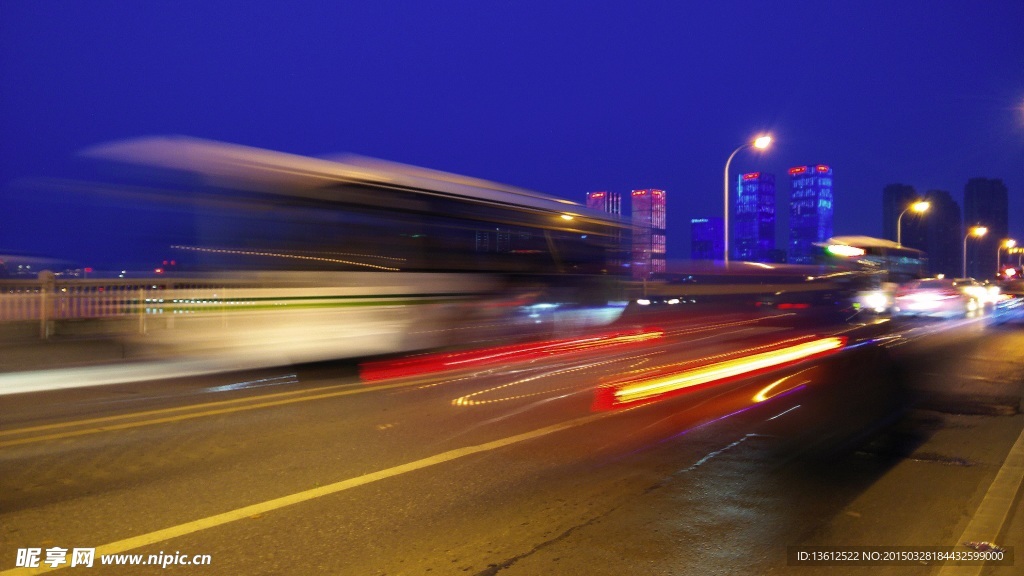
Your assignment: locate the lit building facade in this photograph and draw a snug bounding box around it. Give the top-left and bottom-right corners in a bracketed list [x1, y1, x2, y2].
[691, 217, 723, 260]
[631, 189, 666, 278]
[788, 165, 834, 264]
[964, 178, 1008, 279]
[734, 172, 775, 261]
[474, 228, 511, 253]
[586, 191, 622, 215]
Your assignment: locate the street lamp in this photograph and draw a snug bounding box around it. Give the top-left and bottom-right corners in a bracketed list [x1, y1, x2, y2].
[962, 226, 988, 278]
[723, 135, 771, 266]
[998, 238, 1017, 271]
[896, 200, 930, 247]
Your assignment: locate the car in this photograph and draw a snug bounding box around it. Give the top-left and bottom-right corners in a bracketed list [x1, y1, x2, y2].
[952, 277, 1001, 309]
[893, 278, 981, 318]
[991, 277, 1024, 325]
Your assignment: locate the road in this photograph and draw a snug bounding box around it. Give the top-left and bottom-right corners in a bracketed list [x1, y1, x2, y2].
[2, 308, 1023, 575]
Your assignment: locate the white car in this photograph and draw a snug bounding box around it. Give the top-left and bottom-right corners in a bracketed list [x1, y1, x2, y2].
[894, 278, 980, 318]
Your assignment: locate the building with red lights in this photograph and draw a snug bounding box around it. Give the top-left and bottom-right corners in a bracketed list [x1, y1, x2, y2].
[788, 165, 833, 264]
[631, 189, 666, 278]
[586, 191, 622, 215]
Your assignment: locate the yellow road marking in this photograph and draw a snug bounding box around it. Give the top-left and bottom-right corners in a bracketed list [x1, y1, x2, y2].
[0, 379, 421, 449]
[0, 382, 349, 437]
[0, 411, 610, 576]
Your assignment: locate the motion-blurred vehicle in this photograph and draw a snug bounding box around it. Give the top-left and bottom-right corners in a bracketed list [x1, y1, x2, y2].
[753, 270, 886, 319]
[952, 278, 1001, 309]
[72, 136, 634, 366]
[991, 276, 1024, 325]
[893, 278, 981, 318]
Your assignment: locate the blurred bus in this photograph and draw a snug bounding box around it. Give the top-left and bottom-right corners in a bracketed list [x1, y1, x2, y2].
[80, 137, 632, 365]
[817, 236, 927, 283]
[816, 236, 927, 313]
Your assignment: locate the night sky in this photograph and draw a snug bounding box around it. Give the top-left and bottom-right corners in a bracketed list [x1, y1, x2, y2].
[2, 1, 1022, 269]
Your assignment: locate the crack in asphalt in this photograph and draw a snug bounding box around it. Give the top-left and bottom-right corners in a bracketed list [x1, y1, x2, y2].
[476, 434, 758, 575]
[472, 509, 620, 576]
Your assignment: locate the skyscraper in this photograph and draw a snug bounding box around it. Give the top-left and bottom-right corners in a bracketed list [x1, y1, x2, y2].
[587, 190, 626, 268]
[788, 165, 834, 264]
[734, 172, 775, 262]
[882, 183, 925, 246]
[691, 217, 723, 260]
[922, 189, 962, 277]
[631, 189, 666, 278]
[964, 178, 1009, 278]
[586, 191, 622, 215]
[474, 228, 511, 252]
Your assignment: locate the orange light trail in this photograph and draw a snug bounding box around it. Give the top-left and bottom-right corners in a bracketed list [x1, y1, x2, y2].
[593, 336, 845, 410]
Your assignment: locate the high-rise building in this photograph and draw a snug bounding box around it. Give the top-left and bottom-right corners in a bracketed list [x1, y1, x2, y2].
[788, 165, 834, 264]
[882, 183, 926, 247]
[586, 191, 622, 215]
[586, 191, 626, 268]
[474, 228, 512, 253]
[922, 190, 962, 277]
[964, 178, 1009, 278]
[631, 189, 666, 278]
[691, 217, 723, 260]
[734, 172, 775, 262]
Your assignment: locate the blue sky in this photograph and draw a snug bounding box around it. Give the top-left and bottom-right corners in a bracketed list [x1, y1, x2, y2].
[2, 1, 1022, 268]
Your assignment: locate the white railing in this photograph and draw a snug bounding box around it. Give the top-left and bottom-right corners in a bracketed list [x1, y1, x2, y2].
[0, 273, 238, 338]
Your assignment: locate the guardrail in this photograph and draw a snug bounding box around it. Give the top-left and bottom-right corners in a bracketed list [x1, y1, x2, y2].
[3, 271, 850, 341]
[0, 272, 238, 338]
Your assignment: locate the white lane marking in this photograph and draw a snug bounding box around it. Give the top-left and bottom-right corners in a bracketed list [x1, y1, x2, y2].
[0, 411, 611, 576]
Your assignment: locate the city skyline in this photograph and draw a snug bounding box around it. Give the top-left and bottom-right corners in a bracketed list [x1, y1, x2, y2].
[1, 2, 1021, 269]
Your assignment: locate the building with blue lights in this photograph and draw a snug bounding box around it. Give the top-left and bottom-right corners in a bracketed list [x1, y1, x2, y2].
[734, 172, 775, 262]
[690, 217, 723, 260]
[788, 165, 834, 264]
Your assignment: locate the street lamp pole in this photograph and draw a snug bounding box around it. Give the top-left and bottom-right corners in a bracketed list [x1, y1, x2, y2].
[896, 201, 930, 247]
[963, 226, 988, 278]
[723, 135, 771, 266]
[998, 239, 1017, 271]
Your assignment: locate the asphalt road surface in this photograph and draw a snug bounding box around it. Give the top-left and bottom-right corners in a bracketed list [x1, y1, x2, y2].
[2, 309, 1023, 575]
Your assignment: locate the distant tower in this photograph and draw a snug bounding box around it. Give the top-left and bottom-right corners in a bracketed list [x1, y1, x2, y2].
[964, 178, 1008, 278]
[691, 217, 724, 260]
[586, 191, 622, 215]
[882, 183, 924, 246]
[587, 191, 625, 269]
[922, 190, 962, 277]
[474, 227, 511, 253]
[631, 189, 666, 278]
[734, 172, 775, 262]
[788, 165, 834, 264]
